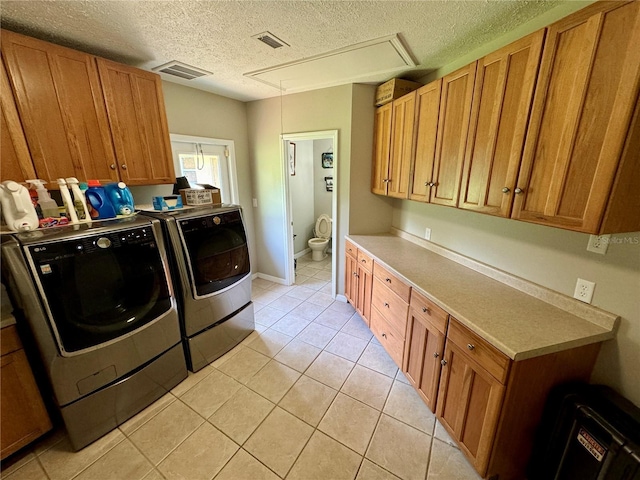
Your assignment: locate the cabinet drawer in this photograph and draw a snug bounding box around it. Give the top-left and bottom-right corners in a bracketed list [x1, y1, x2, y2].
[345, 240, 357, 258]
[373, 263, 411, 303]
[370, 306, 404, 367]
[357, 250, 373, 272]
[410, 290, 448, 335]
[371, 278, 409, 338]
[1, 325, 22, 357]
[447, 318, 511, 384]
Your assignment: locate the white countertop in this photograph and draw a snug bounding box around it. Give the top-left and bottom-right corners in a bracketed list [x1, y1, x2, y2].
[347, 232, 618, 361]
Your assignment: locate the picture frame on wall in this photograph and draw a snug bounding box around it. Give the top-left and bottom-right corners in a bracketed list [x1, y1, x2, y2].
[289, 142, 296, 176]
[321, 152, 333, 169]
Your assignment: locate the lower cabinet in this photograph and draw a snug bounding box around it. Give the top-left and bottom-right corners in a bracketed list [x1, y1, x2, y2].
[1, 325, 52, 459]
[344, 241, 373, 325]
[403, 290, 447, 411]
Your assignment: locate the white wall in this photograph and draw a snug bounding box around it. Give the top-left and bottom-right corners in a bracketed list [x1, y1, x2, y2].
[313, 138, 333, 222]
[290, 140, 314, 254]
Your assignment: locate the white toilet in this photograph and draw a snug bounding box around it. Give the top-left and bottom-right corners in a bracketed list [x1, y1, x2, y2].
[308, 214, 332, 261]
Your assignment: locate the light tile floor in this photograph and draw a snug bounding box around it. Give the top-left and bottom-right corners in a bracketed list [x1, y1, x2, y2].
[1, 253, 481, 480]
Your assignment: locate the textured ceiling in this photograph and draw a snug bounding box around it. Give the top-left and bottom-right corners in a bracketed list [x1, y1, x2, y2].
[1, 0, 563, 102]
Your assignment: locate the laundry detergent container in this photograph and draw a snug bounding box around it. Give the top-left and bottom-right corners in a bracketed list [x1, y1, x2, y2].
[308, 214, 332, 261]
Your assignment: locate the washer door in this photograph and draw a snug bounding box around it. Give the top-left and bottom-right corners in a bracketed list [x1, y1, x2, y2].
[27, 226, 172, 355]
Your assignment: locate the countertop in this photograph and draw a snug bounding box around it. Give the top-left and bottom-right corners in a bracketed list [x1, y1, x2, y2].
[347, 232, 619, 361]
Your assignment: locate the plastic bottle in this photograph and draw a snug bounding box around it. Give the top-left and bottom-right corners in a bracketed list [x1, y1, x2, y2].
[104, 182, 135, 215]
[85, 180, 116, 220]
[25, 179, 59, 218]
[65, 177, 90, 222]
[0, 181, 39, 231]
[56, 178, 79, 223]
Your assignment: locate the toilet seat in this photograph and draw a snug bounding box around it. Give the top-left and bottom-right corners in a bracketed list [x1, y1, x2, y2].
[315, 214, 332, 239]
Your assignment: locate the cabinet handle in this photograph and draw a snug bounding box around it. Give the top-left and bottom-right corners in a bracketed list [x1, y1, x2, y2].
[501, 187, 510, 194]
[110, 164, 116, 170]
[121, 164, 128, 170]
[385, 278, 391, 283]
[514, 187, 524, 195]
[441, 359, 447, 366]
[383, 178, 390, 183]
[384, 302, 390, 308]
[382, 333, 387, 339]
[361, 259, 367, 263]
[467, 344, 475, 351]
[433, 352, 439, 358]
[422, 306, 430, 314]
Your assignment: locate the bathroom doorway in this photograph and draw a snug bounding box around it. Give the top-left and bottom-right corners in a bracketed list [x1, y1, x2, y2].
[281, 130, 337, 297]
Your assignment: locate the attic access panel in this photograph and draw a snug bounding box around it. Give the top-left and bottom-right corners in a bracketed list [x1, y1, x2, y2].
[244, 34, 416, 92]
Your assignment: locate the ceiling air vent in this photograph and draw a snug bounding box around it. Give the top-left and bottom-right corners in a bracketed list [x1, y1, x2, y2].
[152, 61, 212, 80]
[252, 31, 289, 49]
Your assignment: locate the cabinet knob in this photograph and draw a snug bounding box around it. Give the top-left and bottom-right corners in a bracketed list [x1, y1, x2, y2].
[422, 307, 430, 313]
[514, 187, 524, 195]
[429, 182, 437, 187]
[433, 352, 439, 358]
[352, 272, 357, 276]
[385, 278, 391, 283]
[467, 344, 475, 351]
[424, 181, 429, 187]
[382, 333, 387, 339]
[121, 164, 128, 170]
[384, 302, 390, 308]
[441, 359, 447, 366]
[383, 178, 390, 183]
[361, 259, 367, 263]
[110, 164, 116, 170]
[501, 187, 510, 194]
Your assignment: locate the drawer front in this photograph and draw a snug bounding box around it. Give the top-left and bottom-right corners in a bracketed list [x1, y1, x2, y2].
[370, 307, 404, 367]
[1, 325, 22, 356]
[447, 318, 511, 384]
[371, 278, 409, 338]
[357, 250, 374, 272]
[410, 290, 448, 334]
[345, 240, 358, 258]
[373, 263, 411, 303]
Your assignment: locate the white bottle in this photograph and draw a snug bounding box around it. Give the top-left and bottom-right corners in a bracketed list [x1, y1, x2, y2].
[25, 179, 59, 218]
[56, 178, 79, 223]
[0, 181, 39, 231]
[65, 177, 90, 222]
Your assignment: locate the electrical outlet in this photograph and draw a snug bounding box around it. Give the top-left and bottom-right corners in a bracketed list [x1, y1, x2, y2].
[574, 278, 596, 304]
[252, 198, 258, 208]
[587, 234, 610, 254]
[425, 228, 431, 241]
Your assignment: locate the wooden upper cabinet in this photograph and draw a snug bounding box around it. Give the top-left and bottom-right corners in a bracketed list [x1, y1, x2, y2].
[431, 63, 476, 207]
[97, 58, 175, 185]
[387, 92, 416, 199]
[409, 80, 442, 202]
[0, 57, 36, 183]
[371, 103, 393, 195]
[1, 30, 118, 186]
[459, 31, 544, 217]
[513, 1, 640, 233]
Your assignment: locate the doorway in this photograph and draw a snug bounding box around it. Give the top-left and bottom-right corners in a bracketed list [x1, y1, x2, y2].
[281, 130, 338, 297]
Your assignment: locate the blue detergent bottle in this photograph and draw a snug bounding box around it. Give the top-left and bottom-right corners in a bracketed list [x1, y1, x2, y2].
[85, 180, 117, 220]
[104, 182, 135, 215]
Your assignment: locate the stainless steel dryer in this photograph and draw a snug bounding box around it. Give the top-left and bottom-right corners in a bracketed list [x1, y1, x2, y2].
[1, 216, 187, 450]
[141, 204, 254, 372]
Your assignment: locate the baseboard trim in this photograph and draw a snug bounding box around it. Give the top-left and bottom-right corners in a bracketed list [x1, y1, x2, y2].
[294, 248, 311, 259]
[255, 272, 288, 285]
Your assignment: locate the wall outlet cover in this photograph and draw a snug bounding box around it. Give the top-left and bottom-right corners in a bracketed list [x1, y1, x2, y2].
[574, 278, 596, 304]
[587, 234, 610, 254]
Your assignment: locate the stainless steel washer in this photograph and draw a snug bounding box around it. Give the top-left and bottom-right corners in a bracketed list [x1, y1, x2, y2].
[1, 216, 187, 450]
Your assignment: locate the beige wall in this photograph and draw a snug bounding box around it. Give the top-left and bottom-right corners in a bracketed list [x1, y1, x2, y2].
[245, 84, 393, 292]
[153, 81, 257, 269]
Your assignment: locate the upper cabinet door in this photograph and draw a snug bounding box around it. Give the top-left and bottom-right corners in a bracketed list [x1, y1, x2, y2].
[513, 1, 640, 233]
[387, 92, 416, 199]
[431, 63, 476, 207]
[1, 30, 118, 186]
[409, 80, 442, 202]
[459, 31, 544, 217]
[371, 103, 393, 195]
[97, 58, 175, 185]
[0, 57, 36, 183]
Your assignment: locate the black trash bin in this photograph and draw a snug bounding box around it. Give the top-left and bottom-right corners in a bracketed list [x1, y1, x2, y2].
[528, 383, 640, 480]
